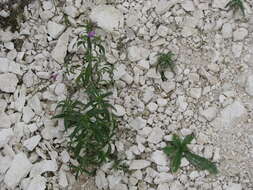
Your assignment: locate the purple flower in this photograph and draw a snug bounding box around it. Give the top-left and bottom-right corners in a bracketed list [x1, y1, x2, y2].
[50, 73, 58, 81]
[87, 31, 96, 38]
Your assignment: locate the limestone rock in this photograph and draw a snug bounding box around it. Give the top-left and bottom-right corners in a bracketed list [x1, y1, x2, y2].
[51, 29, 71, 64]
[213, 0, 229, 9]
[129, 160, 151, 170]
[4, 153, 32, 189]
[30, 160, 58, 177]
[200, 107, 218, 121]
[0, 128, 14, 148]
[27, 176, 46, 190]
[181, 0, 195, 11]
[245, 75, 253, 96]
[95, 170, 108, 189]
[112, 104, 126, 116]
[226, 183, 242, 190]
[0, 113, 11, 128]
[189, 88, 202, 99]
[129, 117, 147, 130]
[151, 150, 168, 166]
[59, 170, 68, 188]
[23, 135, 41, 151]
[147, 127, 164, 144]
[47, 21, 65, 39]
[233, 28, 248, 41]
[222, 23, 232, 39]
[90, 5, 124, 33]
[0, 73, 18, 93]
[128, 46, 150, 62]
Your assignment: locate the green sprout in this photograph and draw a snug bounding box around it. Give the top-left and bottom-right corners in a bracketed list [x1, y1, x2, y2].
[225, 0, 245, 16]
[156, 52, 175, 81]
[163, 134, 218, 174]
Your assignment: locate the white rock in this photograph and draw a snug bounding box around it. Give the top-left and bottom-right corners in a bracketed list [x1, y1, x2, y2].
[8, 62, 22, 75]
[151, 150, 168, 166]
[41, 126, 60, 140]
[157, 98, 167, 107]
[47, 21, 66, 39]
[200, 107, 218, 121]
[147, 102, 158, 113]
[59, 170, 68, 188]
[142, 87, 154, 103]
[4, 153, 32, 188]
[222, 23, 232, 39]
[60, 151, 70, 163]
[213, 101, 246, 128]
[129, 160, 151, 170]
[55, 83, 67, 96]
[245, 75, 253, 96]
[189, 88, 202, 99]
[128, 46, 150, 62]
[0, 99, 7, 113]
[146, 68, 161, 79]
[95, 170, 108, 189]
[181, 0, 195, 11]
[129, 117, 146, 130]
[157, 25, 168, 37]
[154, 173, 173, 184]
[232, 43, 243, 58]
[147, 127, 164, 144]
[0, 73, 18, 93]
[90, 5, 124, 33]
[121, 73, 133, 84]
[27, 176, 46, 190]
[0, 113, 11, 128]
[113, 104, 125, 116]
[112, 184, 128, 190]
[189, 171, 199, 180]
[158, 183, 169, 190]
[137, 60, 150, 70]
[30, 160, 58, 177]
[0, 30, 15, 42]
[0, 156, 12, 174]
[22, 106, 35, 123]
[113, 64, 126, 80]
[156, 0, 179, 15]
[64, 5, 79, 18]
[0, 58, 9, 73]
[233, 28, 248, 41]
[28, 95, 42, 115]
[213, 0, 229, 9]
[176, 96, 188, 112]
[161, 81, 176, 93]
[52, 29, 71, 64]
[0, 128, 13, 148]
[107, 175, 122, 189]
[226, 183, 242, 190]
[23, 135, 41, 151]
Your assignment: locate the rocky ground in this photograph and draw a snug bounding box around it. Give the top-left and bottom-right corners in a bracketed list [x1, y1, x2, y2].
[0, 0, 253, 189]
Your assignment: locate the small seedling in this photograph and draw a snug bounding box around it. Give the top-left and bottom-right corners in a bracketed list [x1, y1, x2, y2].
[225, 0, 245, 16]
[156, 52, 175, 81]
[163, 134, 218, 174]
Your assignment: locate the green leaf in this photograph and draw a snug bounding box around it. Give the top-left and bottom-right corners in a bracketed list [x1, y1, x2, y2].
[163, 146, 177, 157]
[170, 150, 183, 173]
[184, 151, 218, 174]
[171, 134, 182, 148]
[182, 133, 194, 147]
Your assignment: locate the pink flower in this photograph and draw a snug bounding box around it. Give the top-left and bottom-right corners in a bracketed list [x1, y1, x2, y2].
[87, 31, 96, 38]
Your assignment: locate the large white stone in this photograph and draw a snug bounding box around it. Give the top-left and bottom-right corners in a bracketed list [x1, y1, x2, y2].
[90, 5, 124, 33]
[23, 135, 41, 151]
[22, 106, 35, 123]
[0, 113, 11, 128]
[0, 73, 18, 93]
[151, 150, 168, 166]
[157, 25, 168, 37]
[226, 183, 242, 190]
[213, 0, 229, 9]
[222, 23, 232, 39]
[27, 176, 46, 190]
[47, 21, 66, 39]
[129, 160, 151, 170]
[128, 46, 150, 62]
[156, 0, 179, 15]
[181, 0, 195, 11]
[147, 127, 164, 144]
[59, 170, 68, 188]
[95, 170, 108, 189]
[51, 29, 71, 64]
[64, 5, 79, 18]
[200, 107, 218, 121]
[233, 28, 248, 41]
[0, 128, 13, 148]
[112, 104, 125, 116]
[0, 156, 12, 174]
[189, 88, 202, 99]
[158, 183, 170, 190]
[4, 153, 32, 188]
[245, 75, 253, 96]
[30, 160, 58, 177]
[129, 117, 147, 130]
[0, 58, 9, 73]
